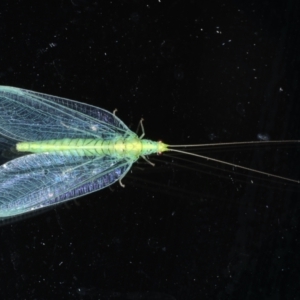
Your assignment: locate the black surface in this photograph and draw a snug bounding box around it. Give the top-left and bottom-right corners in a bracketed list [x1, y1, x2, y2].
[0, 1, 300, 299]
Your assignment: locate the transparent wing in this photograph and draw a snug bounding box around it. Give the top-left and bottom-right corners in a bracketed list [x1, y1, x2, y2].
[0, 86, 135, 142]
[0, 152, 132, 218]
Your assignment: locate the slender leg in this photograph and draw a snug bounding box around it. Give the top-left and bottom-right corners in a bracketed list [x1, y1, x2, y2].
[136, 118, 145, 139]
[142, 155, 155, 167]
[118, 178, 125, 188]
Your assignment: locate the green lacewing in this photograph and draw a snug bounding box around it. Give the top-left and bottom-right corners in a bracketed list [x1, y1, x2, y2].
[0, 86, 298, 219]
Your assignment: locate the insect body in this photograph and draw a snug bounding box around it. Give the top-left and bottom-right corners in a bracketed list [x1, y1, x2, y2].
[16, 136, 167, 157]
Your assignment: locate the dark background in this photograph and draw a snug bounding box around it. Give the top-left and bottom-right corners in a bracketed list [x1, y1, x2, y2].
[0, 1, 300, 299]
